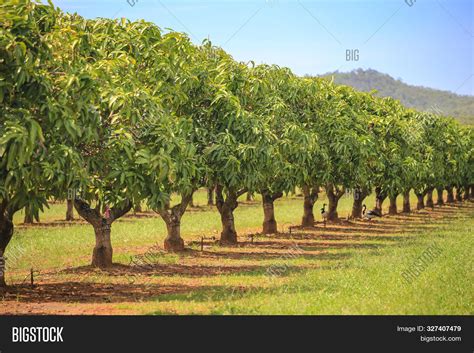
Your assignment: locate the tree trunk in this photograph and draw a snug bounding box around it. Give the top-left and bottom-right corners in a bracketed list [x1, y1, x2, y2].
[216, 186, 246, 245]
[402, 190, 411, 213]
[463, 184, 470, 200]
[373, 187, 386, 215]
[327, 198, 338, 221]
[301, 185, 318, 226]
[426, 188, 434, 208]
[446, 186, 455, 203]
[92, 222, 113, 268]
[388, 195, 397, 215]
[261, 191, 283, 234]
[436, 187, 444, 206]
[416, 193, 425, 210]
[164, 218, 184, 251]
[133, 203, 142, 214]
[0, 202, 18, 289]
[23, 208, 34, 224]
[0, 250, 5, 289]
[74, 199, 132, 268]
[220, 207, 237, 244]
[0, 220, 14, 288]
[157, 192, 193, 252]
[352, 198, 363, 219]
[246, 192, 253, 202]
[326, 184, 345, 221]
[351, 188, 368, 218]
[207, 188, 214, 206]
[66, 199, 75, 221]
[455, 187, 463, 202]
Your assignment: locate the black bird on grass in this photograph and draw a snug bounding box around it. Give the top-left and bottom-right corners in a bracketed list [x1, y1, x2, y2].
[321, 203, 328, 227]
[362, 204, 381, 221]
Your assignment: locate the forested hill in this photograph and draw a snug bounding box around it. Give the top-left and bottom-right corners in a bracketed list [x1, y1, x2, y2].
[319, 69, 474, 125]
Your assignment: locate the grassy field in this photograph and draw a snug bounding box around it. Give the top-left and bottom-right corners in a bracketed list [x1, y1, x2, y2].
[1, 190, 473, 315]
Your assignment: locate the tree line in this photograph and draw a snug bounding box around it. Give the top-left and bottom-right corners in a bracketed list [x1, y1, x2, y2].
[1, 0, 473, 287]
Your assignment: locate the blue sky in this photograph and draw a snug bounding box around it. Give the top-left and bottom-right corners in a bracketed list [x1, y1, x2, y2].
[52, 0, 473, 96]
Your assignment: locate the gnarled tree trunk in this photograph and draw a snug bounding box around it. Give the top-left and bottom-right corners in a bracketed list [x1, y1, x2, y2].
[388, 194, 398, 215]
[426, 188, 434, 208]
[351, 187, 369, 219]
[446, 186, 455, 203]
[246, 192, 254, 202]
[402, 189, 411, 213]
[415, 192, 425, 210]
[74, 199, 132, 268]
[207, 187, 214, 206]
[23, 207, 34, 224]
[216, 185, 247, 245]
[373, 187, 386, 215]
[157, 192, 193, 252]
[92, 222, 113, 268]
[455, 187, 463, 202]
[464, 184, 470, 200]
[0, 250, 5, 289]
[436, 187, 444, 206]
[301, 185, 318, 226]
[326, 184, 345, 221]
[66, 199, 75, 221]
[261, 191, 283, 234]
[0, 201, 19, 289]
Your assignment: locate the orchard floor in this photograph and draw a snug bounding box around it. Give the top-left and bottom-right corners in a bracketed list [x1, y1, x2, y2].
[1, 191, 473, 315]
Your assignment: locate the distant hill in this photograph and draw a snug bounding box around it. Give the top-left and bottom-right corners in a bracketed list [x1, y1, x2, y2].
[319, 69, 474, 125]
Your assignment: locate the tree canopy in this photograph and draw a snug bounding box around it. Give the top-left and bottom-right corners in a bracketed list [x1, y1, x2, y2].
[0, 0, 472, 285]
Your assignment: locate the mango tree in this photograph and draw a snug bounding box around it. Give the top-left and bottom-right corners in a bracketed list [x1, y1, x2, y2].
[451, 126, 472, 201]
[203, 55, 275, 244]
[284, 78, 326, 226]
[368, 98, 412, 215]
[315, 83, 376, 221]
[136, 31, 206, 251]
[248, 66, 319, 233]
[331, 89, 379, 219]
[0, 0, 85, 286]
[409, 118, 435, 210]
[62, 16, 175, 267]
[439, 120, 466, 203]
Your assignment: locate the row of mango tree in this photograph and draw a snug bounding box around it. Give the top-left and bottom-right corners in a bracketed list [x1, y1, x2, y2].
[0, 0, 473, 287]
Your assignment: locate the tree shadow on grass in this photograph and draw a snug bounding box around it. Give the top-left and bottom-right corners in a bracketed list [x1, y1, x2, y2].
[188, 249, 352, 261]
[58, 263, 265, 278]
[264, 233, 407, 242]
[1, 282, 197, 304]
[291, 226, 403, 235]
[0, 265, 320, 305]
[143, 266, 371, 314]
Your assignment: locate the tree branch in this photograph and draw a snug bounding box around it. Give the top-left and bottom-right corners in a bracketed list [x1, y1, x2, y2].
[236, 188, 248, 198]
[74, 199, 100, 224]
[110, 199, 133, 221]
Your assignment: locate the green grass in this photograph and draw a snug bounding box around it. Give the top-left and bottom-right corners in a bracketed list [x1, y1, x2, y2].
[8, 189, 415, 270]
[2, 189, 473, 315]
[199, 217, 473, 315]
